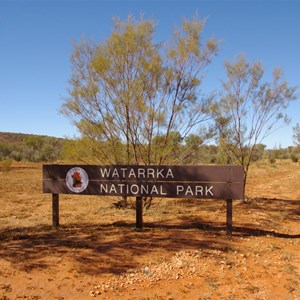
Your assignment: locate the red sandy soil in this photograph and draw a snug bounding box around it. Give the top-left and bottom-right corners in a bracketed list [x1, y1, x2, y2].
[0, 161, 299, 299]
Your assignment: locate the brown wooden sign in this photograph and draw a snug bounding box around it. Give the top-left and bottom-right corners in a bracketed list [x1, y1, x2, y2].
[43, 164, 244, 236]
[43, 165, 244, 200]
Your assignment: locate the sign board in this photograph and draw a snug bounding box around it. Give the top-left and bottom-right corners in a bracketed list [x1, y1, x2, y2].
[43, 165, 244, 200]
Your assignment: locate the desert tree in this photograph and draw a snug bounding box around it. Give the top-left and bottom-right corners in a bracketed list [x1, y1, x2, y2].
[215, 54, 297, 197]
[293, 123, 300, 146]
[61, 15, 218, 167]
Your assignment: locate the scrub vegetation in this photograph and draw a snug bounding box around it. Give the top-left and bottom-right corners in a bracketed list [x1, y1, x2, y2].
[0, 132, 63, 162]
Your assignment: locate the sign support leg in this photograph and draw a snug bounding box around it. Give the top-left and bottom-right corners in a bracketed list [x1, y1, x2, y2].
[136, 197, 143, 231]
[226, 199, 233, 236]
[52, 193, 59, 228]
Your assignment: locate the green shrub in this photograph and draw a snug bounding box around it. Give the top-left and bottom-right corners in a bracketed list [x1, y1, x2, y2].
[291, 154, 298, 163]
[1, 159, 13, 172]
[269, 157, 276, 164]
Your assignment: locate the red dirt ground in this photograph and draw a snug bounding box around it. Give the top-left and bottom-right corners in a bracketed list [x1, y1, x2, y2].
[0, 161, 299, 299]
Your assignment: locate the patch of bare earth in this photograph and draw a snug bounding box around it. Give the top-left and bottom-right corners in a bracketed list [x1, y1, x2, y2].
[0, 161, 299, 299]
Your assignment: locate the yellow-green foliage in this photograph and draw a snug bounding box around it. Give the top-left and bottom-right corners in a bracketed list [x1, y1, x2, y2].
[1, 159, 12, 172]
[61, 15, 219, 166]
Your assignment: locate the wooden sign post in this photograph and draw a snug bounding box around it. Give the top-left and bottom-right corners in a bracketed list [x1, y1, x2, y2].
[226, 199, 233, 236]
[43, 165, 244, 236]
[52, 193, 59, 227]
[136, 197, 143, 231]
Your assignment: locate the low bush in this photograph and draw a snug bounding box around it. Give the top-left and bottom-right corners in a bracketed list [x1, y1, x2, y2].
[1, 159, 13, 172]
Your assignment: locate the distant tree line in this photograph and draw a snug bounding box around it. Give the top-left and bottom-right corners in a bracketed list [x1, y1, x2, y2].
[0, 135, 64, 162]
[1, 133, 299, 165]
[62, 136, 300, 165]
[266, 145, 300, 163]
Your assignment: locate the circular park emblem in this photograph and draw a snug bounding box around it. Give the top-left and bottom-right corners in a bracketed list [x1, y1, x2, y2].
[66, 167, 89, 193]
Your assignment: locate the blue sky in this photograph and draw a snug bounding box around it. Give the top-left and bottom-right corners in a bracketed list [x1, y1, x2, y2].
[0, 0, 299, 148]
